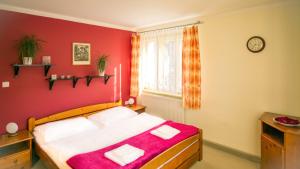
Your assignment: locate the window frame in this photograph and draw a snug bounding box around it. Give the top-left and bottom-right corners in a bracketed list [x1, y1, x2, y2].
[142, 88, 182, 99]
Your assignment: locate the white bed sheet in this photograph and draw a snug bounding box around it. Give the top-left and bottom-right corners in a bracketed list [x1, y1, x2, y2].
[34, 113, 165, 169]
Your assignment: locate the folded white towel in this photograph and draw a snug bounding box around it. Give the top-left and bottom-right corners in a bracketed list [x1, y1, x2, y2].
[150, 125, 180, 140]
[104, 144, 144, 166]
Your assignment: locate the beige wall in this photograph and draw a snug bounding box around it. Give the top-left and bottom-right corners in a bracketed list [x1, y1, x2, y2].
[138, 1, 300, 157]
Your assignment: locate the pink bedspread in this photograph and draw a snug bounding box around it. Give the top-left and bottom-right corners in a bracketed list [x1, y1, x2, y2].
[67, 121, 199, 169]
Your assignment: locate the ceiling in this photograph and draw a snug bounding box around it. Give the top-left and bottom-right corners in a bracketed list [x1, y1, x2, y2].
[0, 0, 283, 31]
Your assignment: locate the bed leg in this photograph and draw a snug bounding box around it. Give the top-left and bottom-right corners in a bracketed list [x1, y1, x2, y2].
[198, 129, 203, 161]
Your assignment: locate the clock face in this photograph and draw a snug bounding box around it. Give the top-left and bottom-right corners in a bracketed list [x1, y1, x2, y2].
[247, 36, 265, 53]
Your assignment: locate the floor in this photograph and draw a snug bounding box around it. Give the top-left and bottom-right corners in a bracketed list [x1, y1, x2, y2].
[32, 145, 260, 169]
[190, 145, 260, 169]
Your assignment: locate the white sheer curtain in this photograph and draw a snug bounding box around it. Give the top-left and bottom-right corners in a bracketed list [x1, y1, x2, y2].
[139, 28, 183, 96]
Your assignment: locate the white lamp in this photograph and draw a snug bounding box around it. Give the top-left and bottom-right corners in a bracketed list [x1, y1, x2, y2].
[6, 122, 18, 136]
[128, 98, 135, 106]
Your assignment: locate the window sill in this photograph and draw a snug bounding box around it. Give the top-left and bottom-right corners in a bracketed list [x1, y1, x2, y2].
[142, 89, 182, 99]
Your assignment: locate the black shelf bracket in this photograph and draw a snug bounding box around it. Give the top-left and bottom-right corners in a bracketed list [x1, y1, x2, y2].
[104, 75, 112, 84]
[13, 65, 20, 77]
[72, 77, 79, 88]
[49, 79, 55, 90]
[44, 65, 51, 76]
[86, 76, 93, 86]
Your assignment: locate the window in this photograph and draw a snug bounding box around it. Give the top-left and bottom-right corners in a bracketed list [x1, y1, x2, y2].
[139, 28, 183, 96]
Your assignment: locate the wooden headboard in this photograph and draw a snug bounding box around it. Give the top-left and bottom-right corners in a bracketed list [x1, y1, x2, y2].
[28, 100, 122, 132]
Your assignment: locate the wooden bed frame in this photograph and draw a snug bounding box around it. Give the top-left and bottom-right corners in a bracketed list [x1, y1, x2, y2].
[28, 100, 202, 169]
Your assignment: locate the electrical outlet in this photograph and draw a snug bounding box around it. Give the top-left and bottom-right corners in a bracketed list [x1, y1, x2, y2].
[2, 81, 9, 88]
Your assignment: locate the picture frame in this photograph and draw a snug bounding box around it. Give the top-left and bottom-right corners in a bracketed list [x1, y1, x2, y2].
[72, 43, 91, 65]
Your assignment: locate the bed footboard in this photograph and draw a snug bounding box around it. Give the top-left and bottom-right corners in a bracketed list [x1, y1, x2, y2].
[141, 130, 202, 169]
[35, 130, 202, 169]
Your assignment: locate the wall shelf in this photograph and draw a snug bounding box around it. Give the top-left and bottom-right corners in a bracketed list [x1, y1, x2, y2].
[12, 64, 52, 77]
[46, 76, 82, 90]
[46, 74, 113, 90]
[86, 75, 113, 86]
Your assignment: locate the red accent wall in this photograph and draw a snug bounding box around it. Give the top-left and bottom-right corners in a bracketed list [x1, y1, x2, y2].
[0, 10, 132, 134]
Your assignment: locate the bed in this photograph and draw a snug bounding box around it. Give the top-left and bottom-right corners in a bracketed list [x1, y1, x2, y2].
[28, 100, 202, 169]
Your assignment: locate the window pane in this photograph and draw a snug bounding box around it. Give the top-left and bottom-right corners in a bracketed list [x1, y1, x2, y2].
[142, 41, 158, 91]
[158, 40, 176, 94]
[140, 29, 183, 96]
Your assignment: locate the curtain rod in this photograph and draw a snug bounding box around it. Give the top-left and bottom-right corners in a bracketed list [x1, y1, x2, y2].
[138, 21, 202, 34]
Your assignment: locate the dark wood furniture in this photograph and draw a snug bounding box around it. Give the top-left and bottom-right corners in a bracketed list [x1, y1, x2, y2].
[260, 112, 300, 169]
[126, 105, 146, 113]
[0, 130, 33, 169]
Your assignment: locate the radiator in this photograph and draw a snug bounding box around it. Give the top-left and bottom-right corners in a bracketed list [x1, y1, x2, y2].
[137, 93, 185, 123]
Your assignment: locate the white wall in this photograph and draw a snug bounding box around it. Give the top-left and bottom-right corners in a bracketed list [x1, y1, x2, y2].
[138, 1, 300, 157]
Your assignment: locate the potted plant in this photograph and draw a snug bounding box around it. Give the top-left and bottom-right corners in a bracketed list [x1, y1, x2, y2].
[97, 55, 108, 76]
[17, 35, 43, 65]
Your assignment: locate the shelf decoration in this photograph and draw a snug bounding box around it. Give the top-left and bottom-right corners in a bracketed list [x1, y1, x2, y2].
[72, 43, 91, 65]
[17, 35, 43, 65]
[12, 64, 52, 77]
[97, 55, 108, 76]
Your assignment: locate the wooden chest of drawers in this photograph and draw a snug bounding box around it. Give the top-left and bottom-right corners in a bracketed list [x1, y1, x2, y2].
[0, 150, 30, 169]
[260, 112, 300, 169]
[0, 130, 33, 169]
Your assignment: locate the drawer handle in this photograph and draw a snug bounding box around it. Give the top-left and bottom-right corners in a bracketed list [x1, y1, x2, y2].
[13, 159, 18, 164]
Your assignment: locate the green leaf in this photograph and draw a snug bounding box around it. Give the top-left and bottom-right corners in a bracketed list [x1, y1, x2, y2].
[16, 35, 44, 60]
[97, 55, 108, 72]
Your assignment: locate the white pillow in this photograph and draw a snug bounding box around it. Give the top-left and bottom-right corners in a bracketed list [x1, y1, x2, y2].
[88, 106, 138, 126]
[34, 117, 98, 144]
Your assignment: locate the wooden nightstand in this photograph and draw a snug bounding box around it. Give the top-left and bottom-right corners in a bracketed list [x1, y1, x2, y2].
[0, 130, 33, 169]
[260, 112, 300, 169]
[126, 105, 146, 113]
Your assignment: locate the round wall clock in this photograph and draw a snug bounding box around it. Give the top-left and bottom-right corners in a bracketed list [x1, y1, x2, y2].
[246, 36, 265, 53]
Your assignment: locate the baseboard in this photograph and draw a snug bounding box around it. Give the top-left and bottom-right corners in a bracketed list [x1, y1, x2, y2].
[203, 140, 261, 163]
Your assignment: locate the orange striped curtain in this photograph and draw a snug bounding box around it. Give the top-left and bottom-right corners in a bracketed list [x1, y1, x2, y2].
[130, 34, 140, 97]
[182, 26, 201, 110]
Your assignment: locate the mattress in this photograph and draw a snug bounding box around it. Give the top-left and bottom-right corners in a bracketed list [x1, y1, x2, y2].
[34, 113, 166, 169]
